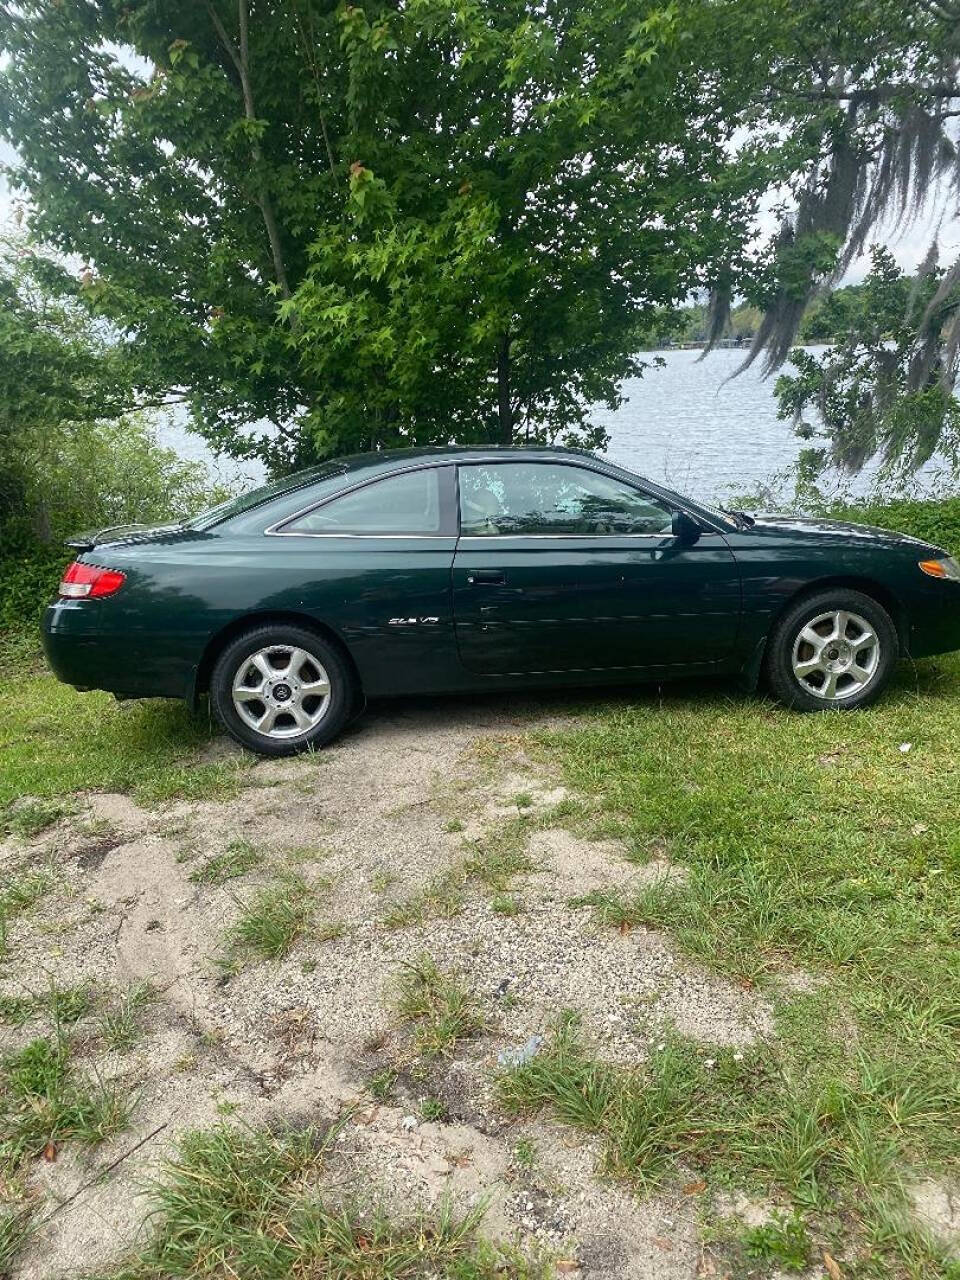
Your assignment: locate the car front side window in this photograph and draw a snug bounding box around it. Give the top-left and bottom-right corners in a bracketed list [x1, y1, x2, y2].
[458, 463, 673, 537]
[281, 468, 443, 535]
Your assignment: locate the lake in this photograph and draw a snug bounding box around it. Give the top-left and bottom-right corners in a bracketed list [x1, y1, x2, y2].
[162, 346, 948, 505]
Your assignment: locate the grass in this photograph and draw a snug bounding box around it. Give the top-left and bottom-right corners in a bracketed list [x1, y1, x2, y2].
[189, 839, 260, 886]
[498, 1011, 960, 1278]
[223, 874, 318, 965]
[525, 652, 960, 1277]
[0, 796, 73, 838]
[0, 661, 253, 809]
[0, 868, 53, 958]
[0, 1035, 131, 1170]
[99, 981, 156, 1052]
[392, 956, 484, 1060]
[100, 1123, 550, 1279]
[383, 821, 536, 929]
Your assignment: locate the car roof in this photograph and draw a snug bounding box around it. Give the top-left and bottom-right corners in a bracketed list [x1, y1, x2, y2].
[328, 444, 602, 477]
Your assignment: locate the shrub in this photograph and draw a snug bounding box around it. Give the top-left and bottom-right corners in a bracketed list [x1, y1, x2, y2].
[826, 496, 960, 555]
[0, 415, 224, 633]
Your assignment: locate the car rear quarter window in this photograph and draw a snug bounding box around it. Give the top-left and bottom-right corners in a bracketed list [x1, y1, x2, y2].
[281, 467, 443, 535]
[459, 462, 674, 536]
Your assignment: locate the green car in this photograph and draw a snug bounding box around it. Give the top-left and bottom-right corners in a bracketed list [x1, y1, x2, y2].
[43, 445, 960, 756]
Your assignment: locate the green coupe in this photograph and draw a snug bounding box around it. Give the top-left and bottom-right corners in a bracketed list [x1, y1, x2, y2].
[43, 446, 960, 756]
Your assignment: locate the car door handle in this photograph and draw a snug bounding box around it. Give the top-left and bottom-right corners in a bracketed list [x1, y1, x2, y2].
[466, 570, 506, 586]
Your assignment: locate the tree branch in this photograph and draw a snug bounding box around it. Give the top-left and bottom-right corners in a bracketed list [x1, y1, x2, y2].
[290, 0, 338, 177]
[204, 0, 293, 301]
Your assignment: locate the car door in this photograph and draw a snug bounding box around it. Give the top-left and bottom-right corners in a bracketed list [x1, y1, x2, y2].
[452, 460, 741, 675]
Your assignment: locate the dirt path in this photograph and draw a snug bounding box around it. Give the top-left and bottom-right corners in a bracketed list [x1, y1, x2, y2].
[0, 693, 775, 1278]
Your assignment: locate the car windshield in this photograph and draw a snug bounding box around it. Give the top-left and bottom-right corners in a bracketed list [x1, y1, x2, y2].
[185, 464, 345, 531]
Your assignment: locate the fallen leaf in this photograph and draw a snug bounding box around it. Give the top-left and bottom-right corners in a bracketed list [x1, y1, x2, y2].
[911, 822, 929, 836]
[42, 1141, 57, 1163]
[556, 1262, 580, 1274]
[696, 1258, 717, 1277]
[649, 1236, 674, 1251]
[682, 1179, 707, 1195]
[823, 1251, 843, 1279]
[618, 919, 632, 936]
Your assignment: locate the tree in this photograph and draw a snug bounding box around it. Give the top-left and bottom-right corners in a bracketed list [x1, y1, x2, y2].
[0, 0, 784, 466]
[702, 1, 960, 477]
[776, 246, 960, 482]
[0, 237, 214, 628]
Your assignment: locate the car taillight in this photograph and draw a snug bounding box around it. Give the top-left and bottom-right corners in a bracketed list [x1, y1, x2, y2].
[58, 561, 126, 599]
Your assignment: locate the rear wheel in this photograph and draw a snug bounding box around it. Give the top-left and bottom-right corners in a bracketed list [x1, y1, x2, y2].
[764, 589, 899, 711]
[210, 624, 355, 756]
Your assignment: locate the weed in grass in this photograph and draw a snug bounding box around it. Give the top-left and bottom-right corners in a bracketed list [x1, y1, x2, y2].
[420, 1096, 446, 1122]
[1, 798, 73, 839]
[511, 792, 534, 810]
[369, 868, 397, 894]
[0, 1204, 34, 1273]
[225, 875, 315, 964]
[0, 869, 53, 957]
[0, 1036, 131, 1167]
[368, 1069, 397, 1102]
[99, 981, 155, 1052]
[462, 825, 534, 892]
[393, 956, 483, 1060]
[189, 839, 260, 886]
[512, 1138, 538, 1171]
[382, 870, 466, 930]
[48, 982, 92, 1026]
[742, 1211, 811, 1271]
[444, 818, 465, 834]
[98, 1123, 549, 1279]
[491, 893, 522, 917]
[0, 994, 33, 1027]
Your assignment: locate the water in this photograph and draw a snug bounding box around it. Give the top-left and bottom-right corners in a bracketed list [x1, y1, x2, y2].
[163, 346, 950, 504]
[599, 348, 805, 502]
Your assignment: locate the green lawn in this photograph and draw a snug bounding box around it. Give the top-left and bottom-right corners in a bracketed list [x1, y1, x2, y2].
[519, 652, 960, 1278]
[0, 654, 253, 816]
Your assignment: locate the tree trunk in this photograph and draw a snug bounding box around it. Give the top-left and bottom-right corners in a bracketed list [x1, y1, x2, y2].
[206, 0, 293, 301]
[497, 333, 513, 444]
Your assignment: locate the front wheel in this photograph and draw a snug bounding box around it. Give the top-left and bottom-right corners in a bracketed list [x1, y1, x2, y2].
[210, 624, 355, 756]
[764, 589, 899, 711]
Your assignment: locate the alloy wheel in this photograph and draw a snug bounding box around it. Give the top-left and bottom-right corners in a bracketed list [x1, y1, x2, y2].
[231, 644, 331, 738]
[791, 609, 880, 702]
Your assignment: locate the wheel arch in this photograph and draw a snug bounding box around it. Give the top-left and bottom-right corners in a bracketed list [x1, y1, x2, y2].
[742, 575, 908, 690]
[190, 611, 362, 708]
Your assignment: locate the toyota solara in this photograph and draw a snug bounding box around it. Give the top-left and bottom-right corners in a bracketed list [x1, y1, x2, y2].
[42, 446, 960, 756]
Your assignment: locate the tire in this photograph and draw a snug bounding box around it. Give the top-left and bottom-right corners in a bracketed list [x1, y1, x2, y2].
[210, 624, 356, 756]
[764, 588, 899, 711]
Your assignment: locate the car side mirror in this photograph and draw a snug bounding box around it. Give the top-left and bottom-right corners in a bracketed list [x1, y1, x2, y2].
[672, 510, 702, 545]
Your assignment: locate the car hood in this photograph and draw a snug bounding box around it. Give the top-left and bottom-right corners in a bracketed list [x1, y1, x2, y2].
[746, 513, 943, 553]
[66, 522, 209, 552]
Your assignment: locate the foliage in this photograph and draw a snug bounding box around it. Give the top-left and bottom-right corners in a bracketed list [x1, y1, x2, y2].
[0, 237, 223, 632]
[827, 496, 960, 557]
[0, 0, 802, 464]
[775, 248, 960, 482]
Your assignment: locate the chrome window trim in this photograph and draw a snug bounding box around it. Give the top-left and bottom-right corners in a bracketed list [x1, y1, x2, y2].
[265, 531, 456, 540]
[264, 460, 454, 537]
[456, 532, 690, 542]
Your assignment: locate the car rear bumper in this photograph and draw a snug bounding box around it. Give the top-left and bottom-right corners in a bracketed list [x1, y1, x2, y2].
[42, 602, 197, 700]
